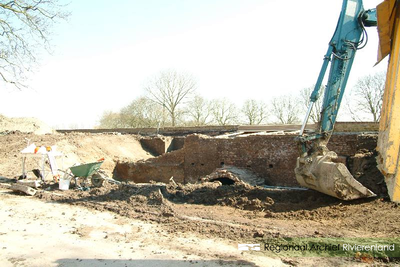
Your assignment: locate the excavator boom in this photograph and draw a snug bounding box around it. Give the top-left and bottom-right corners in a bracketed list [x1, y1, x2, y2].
[297, 0, 400, 202]
[295, 0, 378, 200]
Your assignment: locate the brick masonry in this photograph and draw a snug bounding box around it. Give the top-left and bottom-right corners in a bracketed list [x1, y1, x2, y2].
[114, 149, 185, 183]
[58, 122, 379, 135]
[139, 137, 170, 156]
[333, 122, 379, 132]
[115, 132, 378, 186]
[139, 136, 185, 156]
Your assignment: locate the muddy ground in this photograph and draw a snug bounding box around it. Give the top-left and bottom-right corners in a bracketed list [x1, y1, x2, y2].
[1, 131, 400, 266]
[34, 181, 400, 240]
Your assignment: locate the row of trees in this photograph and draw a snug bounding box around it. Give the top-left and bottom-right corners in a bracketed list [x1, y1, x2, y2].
[98, 70, 386, 128]
[0, 1, 385, 127]
[99, 96, 270, 128]
[0, 1, 386, 127]
[98, 70, 306, 128]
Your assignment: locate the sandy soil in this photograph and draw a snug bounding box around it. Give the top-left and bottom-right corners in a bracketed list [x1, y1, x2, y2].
[0, 115, 54, 135]
[0, 130, 399, 266]
[0, 131, 153, 179]
[0, 187, 282, 267]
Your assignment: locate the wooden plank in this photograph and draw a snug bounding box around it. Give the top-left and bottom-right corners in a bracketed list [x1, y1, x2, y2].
[10, 184, 37, 196]
[17, 180, 42, 189]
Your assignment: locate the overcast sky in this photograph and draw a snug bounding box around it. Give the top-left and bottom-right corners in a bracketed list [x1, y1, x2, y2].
[0, 0, 387, 128]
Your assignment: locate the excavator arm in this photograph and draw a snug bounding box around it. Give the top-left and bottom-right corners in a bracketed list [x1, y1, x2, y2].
[295, 0, 378, 200]
[297, 0, 400, 203]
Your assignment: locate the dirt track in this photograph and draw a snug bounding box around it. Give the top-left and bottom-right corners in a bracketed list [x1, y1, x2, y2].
[1, 187, 281, 267]
[1, 131, 400, 266]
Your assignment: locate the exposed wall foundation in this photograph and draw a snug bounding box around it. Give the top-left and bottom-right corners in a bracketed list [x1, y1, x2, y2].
[114, 132, 378, 187]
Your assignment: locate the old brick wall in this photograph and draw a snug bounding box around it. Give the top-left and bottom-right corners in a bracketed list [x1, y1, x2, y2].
[183, 133, 378, 186]
[115, 149, 185, 183]
[183, 134, 299, 185]
[140, 137, 170, 156]
[140, 136, 185, 156]
[334, 122, 379, 132]
[168, 137, 185, 152]
[115, 132, 378, 186]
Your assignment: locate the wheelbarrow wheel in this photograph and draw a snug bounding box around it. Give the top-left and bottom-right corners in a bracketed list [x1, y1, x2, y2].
[91, 173, 104, 187]
[69, 176, 86, 189]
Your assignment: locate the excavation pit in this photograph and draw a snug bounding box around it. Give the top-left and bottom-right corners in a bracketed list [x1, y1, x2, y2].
[114, 132, 382, 194]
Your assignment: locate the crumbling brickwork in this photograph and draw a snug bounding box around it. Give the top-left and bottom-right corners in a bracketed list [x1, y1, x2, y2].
[140, 137, 170, 156]
[183, 134, 299, 185]
[334, 122, 379, 132]
[115, 149, 185, 183]
[115, 133, 378, 186]
[140, 136, 185, 156]
[168, 137, 185, 152]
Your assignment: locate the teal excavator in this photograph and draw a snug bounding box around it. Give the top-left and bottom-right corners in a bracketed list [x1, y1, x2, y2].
[295, 0, 400, 202]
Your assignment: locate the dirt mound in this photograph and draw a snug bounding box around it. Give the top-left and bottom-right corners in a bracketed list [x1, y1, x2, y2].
[0, 114, 54, 134]
[0, 132, 153, 179]
[166, 182, 339, 212]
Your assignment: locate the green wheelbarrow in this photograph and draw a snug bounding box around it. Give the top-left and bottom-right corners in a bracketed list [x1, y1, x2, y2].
[61, 159, 107, 189]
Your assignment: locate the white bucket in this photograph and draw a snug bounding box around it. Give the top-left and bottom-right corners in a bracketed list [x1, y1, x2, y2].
[59, 178, 70, 190]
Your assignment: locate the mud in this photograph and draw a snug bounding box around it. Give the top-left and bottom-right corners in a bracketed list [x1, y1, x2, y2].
[32, 179, 400, 243]
[1, 130, 400, 265]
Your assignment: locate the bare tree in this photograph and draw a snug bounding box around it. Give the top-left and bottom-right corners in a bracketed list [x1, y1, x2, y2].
[98, 111, 125, 128]
[145, 69, 197, 127]
[210, 98, 238, 126]
[270, 94, 301, 124]
[299, 86, 323, 123]
[98, 97, 166, 128]
[0, 0, 68, 88]
[120, 97, 165, 128]
[186, 95, 211, 126]
[348, 72, 386, 122]
[241, 99, 268, 125]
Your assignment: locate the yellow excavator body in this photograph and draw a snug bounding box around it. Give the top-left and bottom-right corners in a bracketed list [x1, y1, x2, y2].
[376, 0, 400, 203]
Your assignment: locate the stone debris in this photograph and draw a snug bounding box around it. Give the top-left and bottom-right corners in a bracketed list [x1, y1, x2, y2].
[10, 184, 37, 196]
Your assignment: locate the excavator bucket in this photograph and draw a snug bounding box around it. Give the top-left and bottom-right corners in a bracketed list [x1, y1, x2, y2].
[295, 147, 376, 200]
[294, 0, 379, 200]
